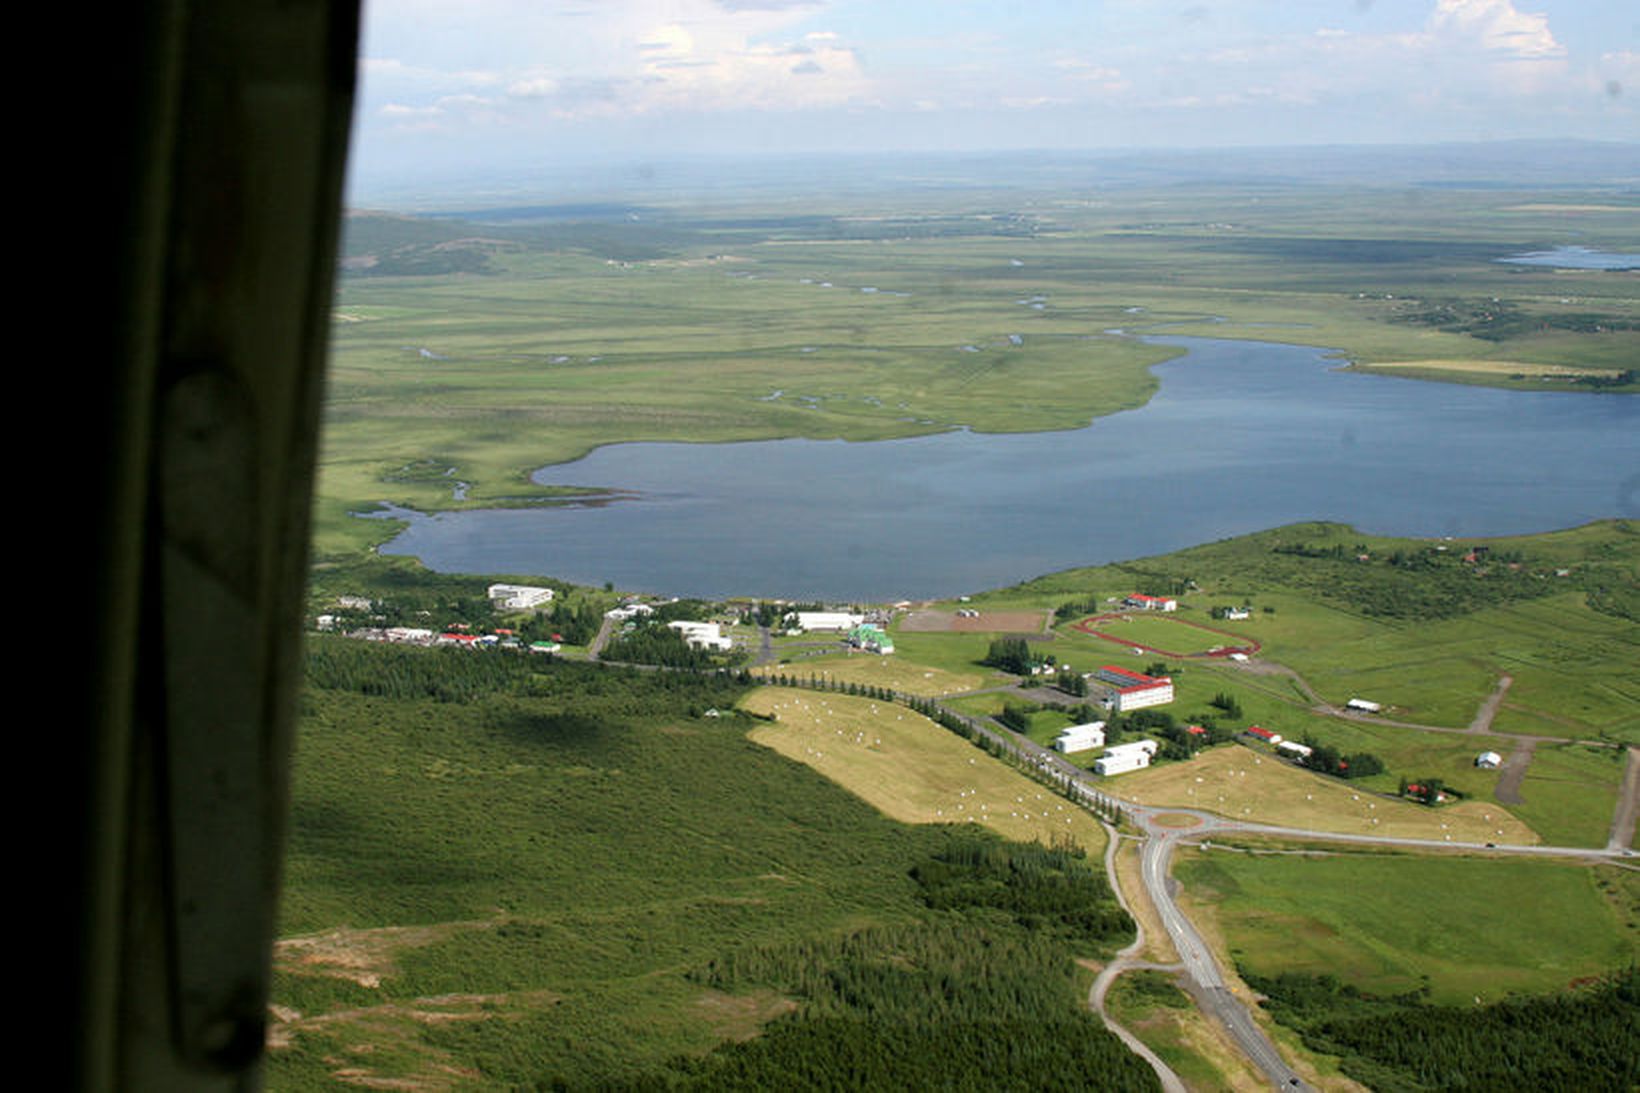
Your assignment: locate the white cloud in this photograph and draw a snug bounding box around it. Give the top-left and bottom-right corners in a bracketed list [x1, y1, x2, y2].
[1428, 0, 1564, 59]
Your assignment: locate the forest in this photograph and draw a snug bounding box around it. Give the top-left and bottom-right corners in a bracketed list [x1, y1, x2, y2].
[1247, 968, 1639, 1091]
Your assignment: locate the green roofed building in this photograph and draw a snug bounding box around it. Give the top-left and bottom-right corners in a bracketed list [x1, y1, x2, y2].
[849, 624, 894, 655]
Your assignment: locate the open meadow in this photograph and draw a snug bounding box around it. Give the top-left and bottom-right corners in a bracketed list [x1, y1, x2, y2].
[1174, 849, 1639, 1004]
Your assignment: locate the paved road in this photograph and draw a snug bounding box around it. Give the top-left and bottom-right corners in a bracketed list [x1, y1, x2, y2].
[913, 692, 1636, 1090]
[1137, 825, 1311, 1090]
[1087, 820, 1188, 1093]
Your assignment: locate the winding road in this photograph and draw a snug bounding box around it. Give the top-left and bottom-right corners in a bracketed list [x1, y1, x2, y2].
[913, 690, 1636, 1091]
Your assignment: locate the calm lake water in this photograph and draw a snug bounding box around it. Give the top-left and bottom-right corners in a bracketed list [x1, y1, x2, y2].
[1498, 245, 1640, 270]
[378, 336, 1640, 601]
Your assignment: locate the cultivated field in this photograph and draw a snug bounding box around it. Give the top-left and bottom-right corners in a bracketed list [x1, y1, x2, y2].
[1112, 745, 1538, 844]
[742, 688, 1107, 854]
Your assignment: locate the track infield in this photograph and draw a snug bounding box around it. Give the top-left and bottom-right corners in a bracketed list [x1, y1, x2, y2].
[1069, 613, 1261, 659]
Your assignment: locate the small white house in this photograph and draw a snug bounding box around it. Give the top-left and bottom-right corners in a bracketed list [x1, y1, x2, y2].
[1475, 751, 1503, 770]
[1052, 722, 1107, 754]
[1225, 607, 1251, 620]
[1095, 739, 1159, 777]
[1346, 698, 1382, 714]
[1277, 740, 1314, 760]
[487, 583, 555, 610]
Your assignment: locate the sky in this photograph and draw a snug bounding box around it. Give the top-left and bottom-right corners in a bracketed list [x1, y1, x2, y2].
[350, 0, 1638, 191]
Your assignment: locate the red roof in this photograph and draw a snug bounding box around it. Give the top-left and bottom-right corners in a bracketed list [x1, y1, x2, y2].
[1101, 665, 1160, 685]
[1246, 726, 1276, 740]
[1186, 725, 1208, 735]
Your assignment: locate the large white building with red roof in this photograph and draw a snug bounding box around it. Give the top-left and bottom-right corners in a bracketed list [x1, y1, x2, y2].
[1096, 665, 1175, 711]
[1124, 593, 1177, 612]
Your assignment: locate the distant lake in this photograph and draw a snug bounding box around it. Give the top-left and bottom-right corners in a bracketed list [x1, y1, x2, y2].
[1498, 245, 1640, 270]
[377, 336, 1640, 601]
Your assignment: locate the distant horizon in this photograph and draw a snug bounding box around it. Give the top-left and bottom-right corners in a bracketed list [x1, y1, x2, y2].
[346, 136, 1640, 210]
[351, 0, 1637, 201]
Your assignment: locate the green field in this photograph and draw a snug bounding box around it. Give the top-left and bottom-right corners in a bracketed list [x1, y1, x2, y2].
[1175, 849, 1639, 1004]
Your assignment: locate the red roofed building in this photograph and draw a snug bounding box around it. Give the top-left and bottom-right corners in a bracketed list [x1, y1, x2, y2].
[1244, 725, 1284, 745]
[1096, 665, 1175, 711]
[1124, 593, 1178, 612]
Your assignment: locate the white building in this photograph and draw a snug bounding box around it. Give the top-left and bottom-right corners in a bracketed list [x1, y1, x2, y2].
[1346, 698, 1382, 714]
[487, 583, 554, 610]
[790, 611, 864, 632]
[1124, 593, 1177, 612]
[1052, 722, 1106, 754]
[1097, 665, 1174, 711]
[605, 603, 655, 621]
[667, 620, 733, 651]
[1095, 739, 1159, 776]
[1277, 740, 1314, 760]
[1225, 607, 1251, 620]
[384, 626, 434, 644]
[1475, 750, 1503, 770]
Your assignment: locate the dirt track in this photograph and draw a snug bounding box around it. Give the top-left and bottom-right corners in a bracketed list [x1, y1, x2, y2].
[1493, 738, 1536, 805]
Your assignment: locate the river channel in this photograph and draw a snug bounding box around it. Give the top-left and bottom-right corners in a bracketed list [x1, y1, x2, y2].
[377, 336, 1640, 601]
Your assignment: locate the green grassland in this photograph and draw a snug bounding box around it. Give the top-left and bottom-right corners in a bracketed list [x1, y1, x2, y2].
[320, 183, 1637, 556]
[1174, 849, 1638, 1004]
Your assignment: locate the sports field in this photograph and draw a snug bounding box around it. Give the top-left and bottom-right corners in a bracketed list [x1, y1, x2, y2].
[742, 688, 1106, 854]
[1066, 613, 1259, 658]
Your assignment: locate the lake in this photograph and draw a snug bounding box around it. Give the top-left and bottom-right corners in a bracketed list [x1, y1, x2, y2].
[1497, 245, 1640, 270]
[377, 336, 1640, 602]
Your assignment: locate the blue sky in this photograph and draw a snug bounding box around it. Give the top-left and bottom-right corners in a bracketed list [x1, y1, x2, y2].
[351, 0, 1638, 188]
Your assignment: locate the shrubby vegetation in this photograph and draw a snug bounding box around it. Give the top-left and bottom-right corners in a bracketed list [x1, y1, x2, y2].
[670, 835, 1146, 1091]
[1248, 968, 1640, 1092]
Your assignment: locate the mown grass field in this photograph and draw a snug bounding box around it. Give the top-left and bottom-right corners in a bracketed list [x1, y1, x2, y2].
[1174, 850, 1640, 1004]
[1112, 745, 1537, 844]
[753, 650, 985, 697]
[741, 688, 1107, 853]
